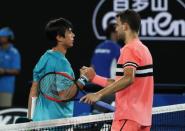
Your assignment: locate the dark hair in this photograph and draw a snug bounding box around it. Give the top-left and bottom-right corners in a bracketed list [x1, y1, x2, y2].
[105, 23, 116, 39]
[45, 18, 73, 42]
[116, 9, 141, 33]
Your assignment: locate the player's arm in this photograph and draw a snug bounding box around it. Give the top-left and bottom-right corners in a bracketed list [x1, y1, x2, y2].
[107, 79, 115, 85]
[97, 67, 135, 97]
[28, 82, 38, 119]
[80, 67, 135, 104]
[80, 66, 115, 87]
[27, 54, 47, 119]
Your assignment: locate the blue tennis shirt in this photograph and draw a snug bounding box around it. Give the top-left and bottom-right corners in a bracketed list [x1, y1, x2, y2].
[32, 50, 75, 121]
[0, 44, 21, 93]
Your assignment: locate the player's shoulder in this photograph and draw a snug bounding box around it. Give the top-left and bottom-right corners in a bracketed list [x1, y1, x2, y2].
[35, 50, 56, 68]
[45, 49, 66, 61]
[120, 44, 138, 57]
[37, 50, 55, 62]
[122, 44, 131, 51]
[43, 50, 56, 60]
[124, 39, 144, 51]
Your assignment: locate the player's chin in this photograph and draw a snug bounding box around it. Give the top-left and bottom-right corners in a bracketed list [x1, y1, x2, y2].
[67, 43, 74, 48]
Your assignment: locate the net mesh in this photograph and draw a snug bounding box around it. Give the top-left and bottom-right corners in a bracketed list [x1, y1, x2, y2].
[1, 103, 185, 131]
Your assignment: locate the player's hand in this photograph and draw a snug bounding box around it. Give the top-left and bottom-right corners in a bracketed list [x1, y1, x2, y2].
[80, 66, 96, 81]
[80, 93, 102, 104]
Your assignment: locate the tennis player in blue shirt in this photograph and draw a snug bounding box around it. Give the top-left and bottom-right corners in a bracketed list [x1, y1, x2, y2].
[28, 18, 76, 121]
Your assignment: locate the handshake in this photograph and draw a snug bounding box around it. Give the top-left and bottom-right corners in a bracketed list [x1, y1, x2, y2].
[79, 66, 96, 82]
[78, 66, 103, 104]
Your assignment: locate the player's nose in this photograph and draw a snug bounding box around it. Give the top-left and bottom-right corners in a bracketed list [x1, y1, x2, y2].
[72, 32, 75, 37]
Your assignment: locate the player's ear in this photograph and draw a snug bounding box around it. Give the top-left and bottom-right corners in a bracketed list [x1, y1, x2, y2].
[122, 23, 128, 31]
[56, 35, 64, 42]
[125, 23, 130, 31]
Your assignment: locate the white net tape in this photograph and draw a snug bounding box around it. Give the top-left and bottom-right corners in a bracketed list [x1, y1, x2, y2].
[1, 103, 185, 131]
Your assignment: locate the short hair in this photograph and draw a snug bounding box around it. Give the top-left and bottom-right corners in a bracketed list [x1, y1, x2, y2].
[105, 23, 116, 39]
[116, 9, 141, 33]
[45, 18, 73, 42]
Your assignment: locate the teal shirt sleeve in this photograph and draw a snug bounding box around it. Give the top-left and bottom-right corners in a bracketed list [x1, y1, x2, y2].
[33, 53, 49, 82]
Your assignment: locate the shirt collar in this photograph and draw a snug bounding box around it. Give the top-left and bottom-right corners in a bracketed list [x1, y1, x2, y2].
[46, 49, 65, 60]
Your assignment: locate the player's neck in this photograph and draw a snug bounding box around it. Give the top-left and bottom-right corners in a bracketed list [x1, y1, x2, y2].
[54, 45, 67, 55]
[125, 32, 138, 44]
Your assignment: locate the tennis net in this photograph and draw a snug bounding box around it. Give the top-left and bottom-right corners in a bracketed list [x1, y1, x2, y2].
[1, 103, 185, 131]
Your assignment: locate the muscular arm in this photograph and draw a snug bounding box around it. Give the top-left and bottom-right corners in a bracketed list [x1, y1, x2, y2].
[107, 78, 115, 86]
[82, 66, 115, 87]
[97, 68, 135, 97]
[28, 82, 38, 119]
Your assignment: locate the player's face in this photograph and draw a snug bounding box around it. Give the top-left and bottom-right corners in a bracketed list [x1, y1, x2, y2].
[115, 17, 126, 41]
[62, 28, 75, 48]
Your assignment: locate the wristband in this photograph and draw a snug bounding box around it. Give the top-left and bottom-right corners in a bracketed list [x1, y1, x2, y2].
[77, 75, 89, 86]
